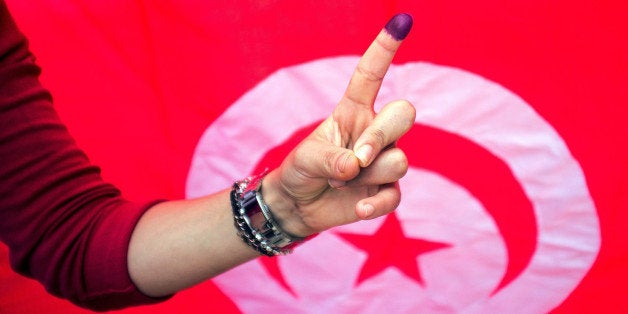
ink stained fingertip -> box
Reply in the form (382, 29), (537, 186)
(384, 13), (413, 41)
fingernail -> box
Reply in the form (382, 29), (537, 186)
(355, 144), (373, 167)
(360, 203), (374, 219)
(384, 13), (413, 41)
(328, 178), (346, 188)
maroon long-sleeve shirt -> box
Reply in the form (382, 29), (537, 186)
(0, 2), (167, 310)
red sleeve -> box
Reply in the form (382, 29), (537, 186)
(0, 1), (169, 310)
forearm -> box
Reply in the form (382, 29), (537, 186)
(127, 170), (298, 297)
(127, 188), (257, 297)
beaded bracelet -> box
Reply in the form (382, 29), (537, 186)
(231, 171), (305, 256)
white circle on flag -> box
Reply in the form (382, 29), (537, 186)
(186, 56), (600, 313)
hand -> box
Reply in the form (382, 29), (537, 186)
(126, 13), (416, 297)
(265, 13), (416, 236)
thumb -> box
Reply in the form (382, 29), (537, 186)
(293, 138), (361, 184)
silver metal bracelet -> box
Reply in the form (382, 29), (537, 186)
(231, 171), (305, 256)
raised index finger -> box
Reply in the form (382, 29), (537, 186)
(342, 13), (413, 109)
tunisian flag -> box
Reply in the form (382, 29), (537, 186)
(1, 1), (626, 313)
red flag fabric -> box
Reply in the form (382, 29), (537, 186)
(1, 0), (626, 313)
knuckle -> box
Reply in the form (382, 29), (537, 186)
(388, 149), (409, 178)
(356, 64), (384, 83)
(375, 35), (399, 53)
(394, 153), (409, 178)
(393, 99), (416, 130)
(322, 150), (337, 176)
(369, 127), (388, 150)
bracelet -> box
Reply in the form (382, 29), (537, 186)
(231, 170), (306, 256)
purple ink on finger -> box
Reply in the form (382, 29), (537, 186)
(384, 13), (413, 41)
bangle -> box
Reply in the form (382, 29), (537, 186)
(231, 170), (306, 256)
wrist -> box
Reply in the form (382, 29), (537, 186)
(231, 169), (313, 256)
(260, 170), (311, 238)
